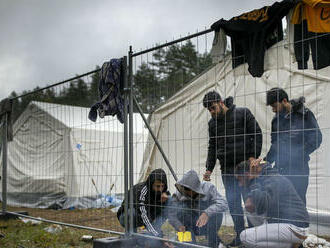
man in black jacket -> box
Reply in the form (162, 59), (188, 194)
(265, 87), (322, 204)
(235, 159), (309, 248)
(117, 168), (171, 246)
(202, 91), (262, 246)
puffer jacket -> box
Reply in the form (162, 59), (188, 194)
(247, 163), (309, 228)
(206, 97), (263, 173)
(265, 97), (322, 175)
(117, 169), (169, 236)
(168, 170), (228, 230)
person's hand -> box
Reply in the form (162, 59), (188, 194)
(161, 192), (168, 203)
(163, 241), (175, 248)
(249, 157), (262, 175)
(178, 225), (186, 232)
(245, 197), (255, 213)
(203, 170), (212, 181)
(196, 212), (209, 227)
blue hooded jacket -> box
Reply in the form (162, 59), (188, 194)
(265, 97), (322, 175)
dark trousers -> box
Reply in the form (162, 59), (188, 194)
(177, 206), (223, 248)
(294, 20), (330, 70)
(118, 200), (172, 248)
(222, 173), (245, 236)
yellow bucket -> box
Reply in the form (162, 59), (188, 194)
(177, 231), (192, 242)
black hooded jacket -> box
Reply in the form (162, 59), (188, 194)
(265, 97), (322, 175)
(117, 169), (169, 236)
(206, 97), (262, 173)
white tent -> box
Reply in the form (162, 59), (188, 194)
(139, 40), (330, 235)
(0, 101), (147, 209)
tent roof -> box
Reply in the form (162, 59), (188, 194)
(31, 101), (147, 132)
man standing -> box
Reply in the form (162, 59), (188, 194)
(265, 87), (322, 204)
(235, 159), (309, 248)
(168, 170), (228, 248)
(202, 91), (262, 247)
(117, 168), (171, 247)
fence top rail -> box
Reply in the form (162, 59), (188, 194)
(131, 28), (213, 58)
(7, 28), (214, 101)
(9, 68), (101, 101)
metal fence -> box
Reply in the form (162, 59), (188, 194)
(1, 20), (330, 248)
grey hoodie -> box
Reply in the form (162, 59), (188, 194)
(168, 170), (228, 230)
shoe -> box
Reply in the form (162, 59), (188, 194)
(227, 236), (242, 247)
(218, 242), (227, 248)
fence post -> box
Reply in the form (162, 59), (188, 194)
(1, 112), (8, 213)
(128, 46), (134, 234)
(122, 56), (129, 236)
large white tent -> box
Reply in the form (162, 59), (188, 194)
(0, 101), (147, 209)
(139, 40), (330, 235)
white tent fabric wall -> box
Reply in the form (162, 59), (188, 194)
(0, 101), (148, 209)
(139, 40), (330, 235)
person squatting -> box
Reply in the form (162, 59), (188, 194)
(117, 89), (322, 248)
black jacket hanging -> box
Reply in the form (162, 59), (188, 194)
(211, 0), (295, 77)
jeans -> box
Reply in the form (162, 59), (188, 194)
(222, 173), (245, 236)
(176, 203), (223, 248)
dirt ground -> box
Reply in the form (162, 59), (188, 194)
(1, 204), (237, 244)
(2, 204), (124, 233)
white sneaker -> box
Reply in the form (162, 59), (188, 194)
(218, 242), (227, 248)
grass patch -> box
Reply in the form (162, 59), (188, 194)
(0, 218), (112, 248)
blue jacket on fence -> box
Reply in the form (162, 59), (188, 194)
(88, 58), (125, 123)
(265, 96), (322, 176)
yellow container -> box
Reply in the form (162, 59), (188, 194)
(177, 231), (192, 242)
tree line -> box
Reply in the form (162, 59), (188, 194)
(8, 40), (212, 121)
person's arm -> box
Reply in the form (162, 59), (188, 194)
(138, 186), (160, 236)
(206, 121), (217, 173)
(304, 110), (322, 155)
(167, 194), (185, 231)
(245, 108), (263, 158)
(264, 118), (277, 164)
(204, 184), (228, 217)
(246, 182), (271, 215)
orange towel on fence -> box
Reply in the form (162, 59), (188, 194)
(291, 0), (330, 33)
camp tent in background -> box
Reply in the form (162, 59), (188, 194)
(0, 101), (148, 209)
(139, 39), (330, 235)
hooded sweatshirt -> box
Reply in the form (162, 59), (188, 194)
(246, 164), (309, 228)
(265, 97), (322, 175)
(168, 170), (228, 230)
(206, 97), (263, 173)
(117, 168), (169, 236)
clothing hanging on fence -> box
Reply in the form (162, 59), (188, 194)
(88, 58), (125, 123)
(291, 0), (330, 33)
(291, 0), (330, 70)
(0, 98), (13, 142)
(211, 0), (295, 77)
(210, 28), (227, 64)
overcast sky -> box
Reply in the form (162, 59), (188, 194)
(0, 0), (279, 99)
